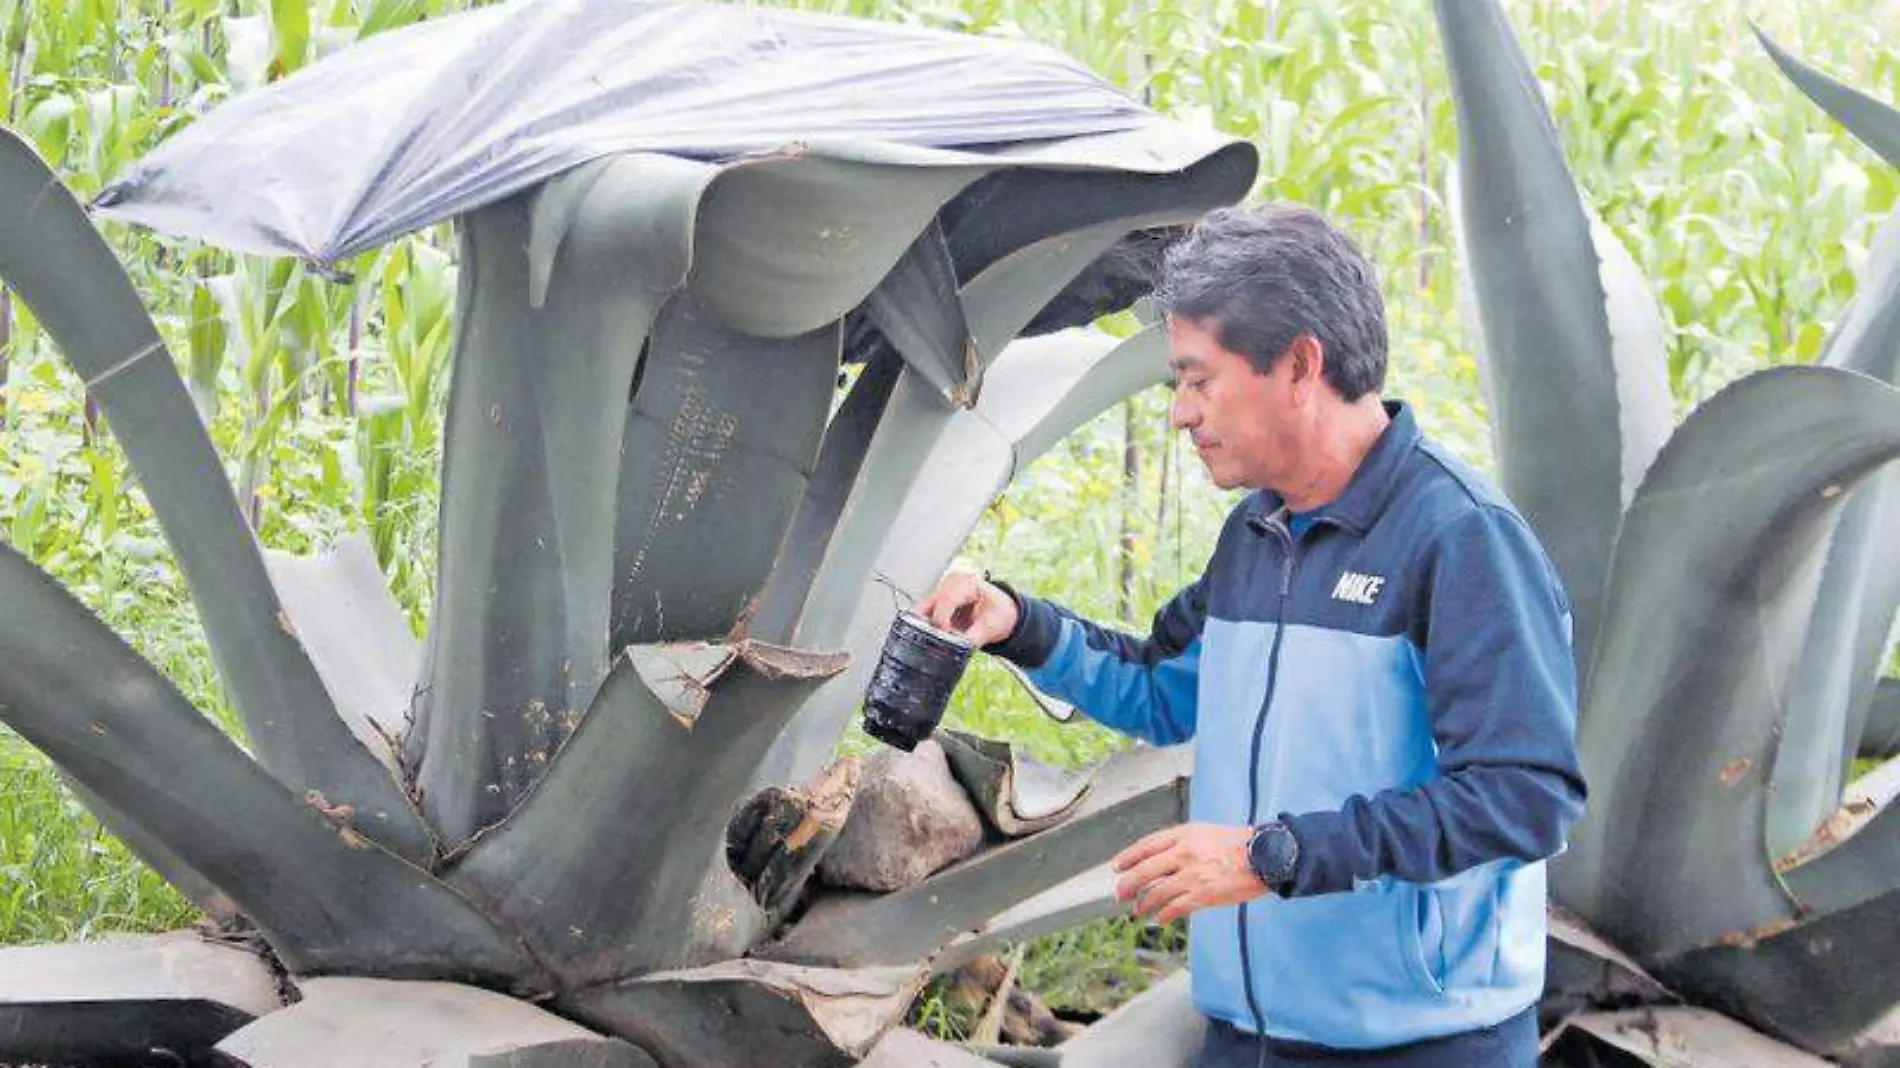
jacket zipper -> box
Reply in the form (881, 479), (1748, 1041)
(1237, 512), (1297, 1037)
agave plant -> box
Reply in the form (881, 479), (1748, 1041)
(1436, 2), (1900, 1065)
(0, 4), (1258, 1064)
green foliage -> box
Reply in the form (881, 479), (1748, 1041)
(6, 0), (1900, 1045)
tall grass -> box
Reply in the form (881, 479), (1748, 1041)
(2, 0), (1898, 1018)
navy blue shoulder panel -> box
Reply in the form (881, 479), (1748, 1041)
(1200, 435), (1541, 642)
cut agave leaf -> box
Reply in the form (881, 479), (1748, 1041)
(0, 934), (280, 1067)
(0, 545), (538, 987)
(1755, 26), (1900, 170)
(1554, 1008), (1831, 1068)
(1436, 0), (1673, 674)
(0, 127), (427, 861)
(938, 730), (1098, 837)
(449, 641), (846, 983)
(415, 155), (702, 844)
(561, 959), (923, 1068)
(765, 745), (1189, 968)
(931, 865), (1119, 978)
(608, 296), (841, 649)
(860, 1029), (1007, 1068)
(1767, 205), (1900, 860)
(1733, 891), (1900, 1048)
(264, 534), (420, 775)
(1056, 970), (1201, 1068)
(1559, 367), (1900, 963)
(1543, 905), (1677, 1022)
(214, 978), (653, 1068)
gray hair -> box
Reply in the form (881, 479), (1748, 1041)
(1153, 203), (1388, 402)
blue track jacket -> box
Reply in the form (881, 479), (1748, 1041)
(990, 401), (1586, 1049)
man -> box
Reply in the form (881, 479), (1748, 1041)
(917, 204), (1586, 1068)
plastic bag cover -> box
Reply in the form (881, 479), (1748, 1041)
(92, 0), (1157, 266)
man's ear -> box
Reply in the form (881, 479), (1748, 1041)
(1288, 334), (1325, 393)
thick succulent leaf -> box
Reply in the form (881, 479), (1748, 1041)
(1780, 755), (1900, 916)
(561, 959), (923, 1068)
(1555, 1008), (1832, 1068)
(762, 328), (1167, 786)
(414, 155), (705, 844)
(769, 133), (1250, 660)
(938, 729), (1097, 837)
(860, 1029), (1006, 1068)
(864, 221), (982, 408)
(1767, 206), (1900, 859)
(215, 978), (653, 1068)
(609, 297), (841, 647)
(449, 641), (845, 984)
(264, 535), (419, 775)
(0, 935), (279, 1067)
(932, 866), (1119, 977)
(1556, 367), (1900, 961)
(0, 545), (540, 986)
(750, 351), (905, 646)
(765, 746), (1189, 968)
(1056, 970), (1201, 1068)
(0, 126), (426, 859)
(1755, 27), (1900, 169)
(1543, 906), (1677, 1022)
(687, 151), (984, 339)
(1863, 679), (1900, 760)
(1435, 0), (1673, 673)
(60, 776), (235, 922)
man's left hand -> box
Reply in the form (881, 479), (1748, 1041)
(1112, 823), (1267, 923)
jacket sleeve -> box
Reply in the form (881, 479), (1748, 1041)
(984, 578), (1206, 746)
(1280, 505), (1588, 895)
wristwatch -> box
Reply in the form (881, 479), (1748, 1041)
(1246, 820), (1300, 896)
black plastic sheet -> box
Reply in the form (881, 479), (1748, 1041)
(93, 0), (1156, 265)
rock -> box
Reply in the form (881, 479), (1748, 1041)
(818, 740), (984, 892)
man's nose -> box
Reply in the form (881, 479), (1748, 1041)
(1169, 392), (1197, 430)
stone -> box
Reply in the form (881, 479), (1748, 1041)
(818, 740), (985, 892)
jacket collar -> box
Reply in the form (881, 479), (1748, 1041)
(1244, 400), (1418, 537)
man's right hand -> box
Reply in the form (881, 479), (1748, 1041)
(916, 568), (1021, 647)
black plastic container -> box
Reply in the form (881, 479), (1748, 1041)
(861, 611), (974, 751)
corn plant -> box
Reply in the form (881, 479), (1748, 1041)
(1438, 2), (1900, 1065)
(0, 4), (1258, 1063)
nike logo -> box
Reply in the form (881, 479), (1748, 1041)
(1331, 570), (1385, 606)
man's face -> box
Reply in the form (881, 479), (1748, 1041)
(1166, 315), (1303, 492)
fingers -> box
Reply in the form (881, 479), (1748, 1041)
(1112, 826), (1179, 873)
(917, 569), (981, 633)
(1131, 877), (1198, 922)
(1114, 850), (1182, 903)
(916, 568), (1018, 645)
